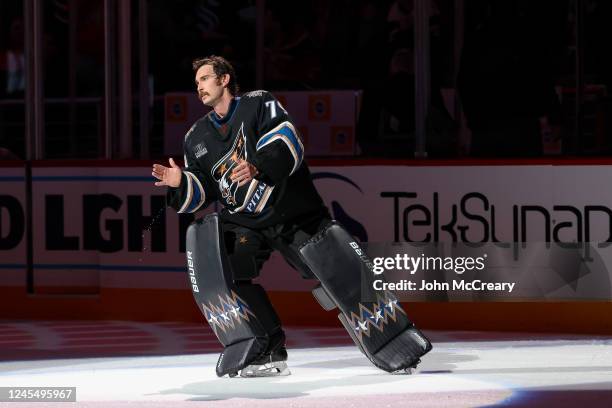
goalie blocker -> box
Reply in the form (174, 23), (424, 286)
(300, 222), (432, 373)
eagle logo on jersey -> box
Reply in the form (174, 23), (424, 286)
(210, 123), (275, 213)
(211, 123), (247, 207)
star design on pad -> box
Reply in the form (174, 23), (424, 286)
(375, 310), (383, 322)
(239, 236), (248, 244)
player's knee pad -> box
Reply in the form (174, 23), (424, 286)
(186, 213), (284, 376)
(301, 221), (432, 373)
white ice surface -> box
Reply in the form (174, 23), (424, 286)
(1, 336), (611, 403)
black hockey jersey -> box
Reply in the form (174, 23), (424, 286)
(167, 90), (327, 228)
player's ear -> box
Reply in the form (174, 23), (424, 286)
(220, 73), (230, 88)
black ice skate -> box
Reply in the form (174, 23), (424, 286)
(234, 346), (290, 377)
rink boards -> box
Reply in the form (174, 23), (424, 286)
(1, 159), (612, 332)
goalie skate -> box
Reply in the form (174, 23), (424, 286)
(239, 360), (291, 377)
(225, 346), (291, 378)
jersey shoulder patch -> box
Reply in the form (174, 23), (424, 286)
(242, 90), (268, 98)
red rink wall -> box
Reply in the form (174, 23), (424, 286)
(1, 158), (612, 334)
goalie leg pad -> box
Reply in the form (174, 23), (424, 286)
(299, 222), (432, 372)
(312, 284), (336, 311)
(186, 214), (284, 377)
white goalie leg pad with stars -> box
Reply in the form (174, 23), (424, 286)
(186, 214), (284, 377)
(300, 222), (433, 373)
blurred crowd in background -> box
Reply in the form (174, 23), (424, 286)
(1, 0), (612, 160)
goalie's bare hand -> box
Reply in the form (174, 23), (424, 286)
(152, 158), (182, 187)
(231, 159), (259, 187)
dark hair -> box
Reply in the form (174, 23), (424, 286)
(192, 55), (239, 95)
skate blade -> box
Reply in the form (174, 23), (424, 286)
(391, 359), (421, 375)
(392, 366), (417, 375)
(239, 361), (291, 378)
